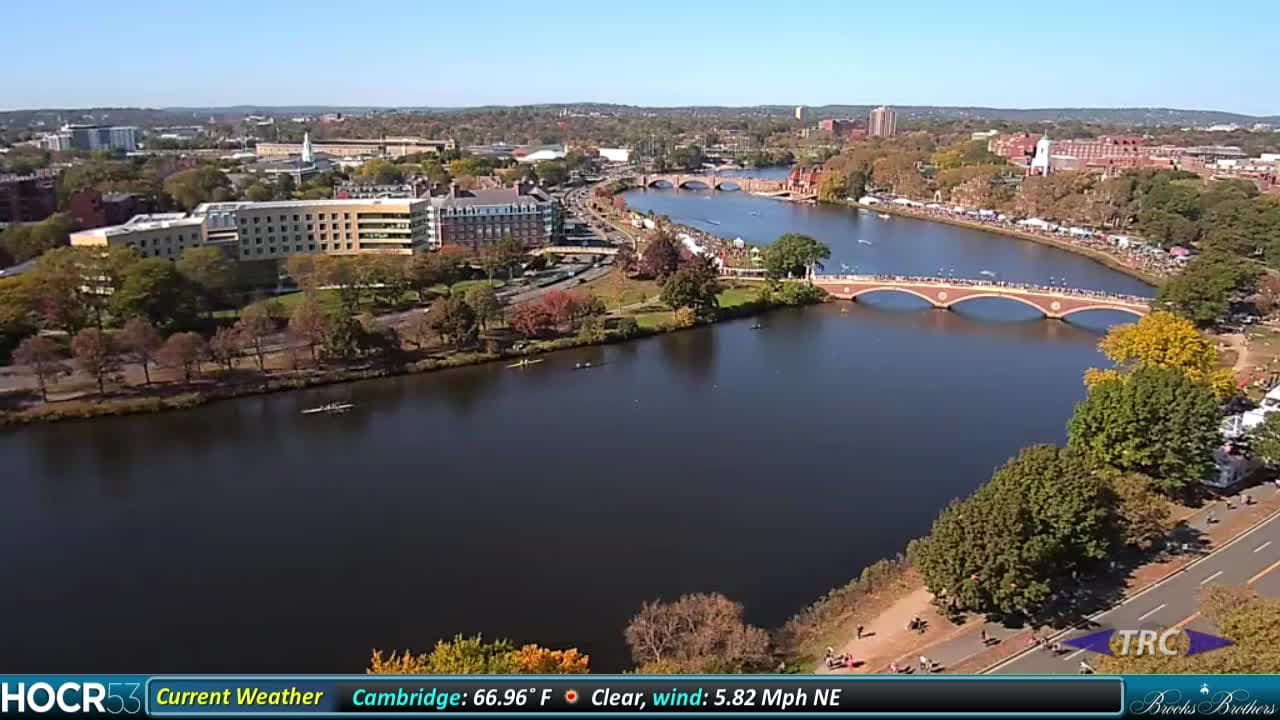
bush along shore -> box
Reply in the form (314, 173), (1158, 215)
(0, 277), (822, 428)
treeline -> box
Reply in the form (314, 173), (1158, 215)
(908, 312), (1231, 619)
(818, 139), (1280, 327)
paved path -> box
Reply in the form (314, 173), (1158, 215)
(887, 481), (1280, 675)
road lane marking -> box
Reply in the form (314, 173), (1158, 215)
(1064, 648), (1085, 661)
(1247, 558), (1280, 586)
(1255, 540), (1273, 553)
(1137, 603), (1167, 621)
(1200, 570), (1225, 585)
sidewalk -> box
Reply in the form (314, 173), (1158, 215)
(863, 481), (1280, 675)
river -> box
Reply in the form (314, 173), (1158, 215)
(0, 184), (1152, 673)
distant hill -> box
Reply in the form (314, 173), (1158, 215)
(3, 104), (1277, 129)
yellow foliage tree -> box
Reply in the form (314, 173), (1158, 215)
(368, 636), (589, 675)
(1098, 586), (1280, 673)
(1085, 311), (1236, 401)
(510, 645), (590, 674)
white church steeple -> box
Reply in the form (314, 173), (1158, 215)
(301, 131), (314, 163)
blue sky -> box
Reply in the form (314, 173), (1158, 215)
(4, 0), (1277, 115)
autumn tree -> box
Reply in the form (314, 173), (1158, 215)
(625, 593), (773, 674)
(508, 301), (554, 338)
(12, 335), (65, 401)
(539, 290), (579, 332)
(235, 303), (276, 371)
(1084, 311), (1236, 401)
(1068, 366), (1222, 495)
(1098, 586), (1280, 674)
(425, 295), (478, 349)
(288, 299), (326, 362)
(640, 231), (681, 280)
(207, 326), (240, 371)
(908, 445), (1113, 617)
(70, 327), (118, 395)
(119, 317), (163, 385)
(158, 332), (205, 382)
(368, 635), (588, 675)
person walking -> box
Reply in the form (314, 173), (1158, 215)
(856, 625), (865, 639)
(1079, 660), (1095, 675)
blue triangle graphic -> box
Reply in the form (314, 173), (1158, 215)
(1185, 630), (1235, 656)
(1061, 629), (1115, 656)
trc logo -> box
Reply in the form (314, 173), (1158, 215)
(1064, 628), (1234, 657)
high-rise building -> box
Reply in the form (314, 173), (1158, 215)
(868, 106), (897, 138)
(795, 106), (807, 122)
(58, 124), (139, 152)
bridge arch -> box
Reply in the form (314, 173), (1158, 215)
(713, 181), (742, 191)
(845, 286), (940, 306)
(677, 180), (711, 190)
(941, 293), (1053, 316)
(1058, 304), (1147, 320)
(646, 179), (674, 189)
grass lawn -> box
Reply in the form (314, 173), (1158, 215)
(718, 284), (759, 309)
(631, 310), (673, 330)
(579, 270), (661, 310)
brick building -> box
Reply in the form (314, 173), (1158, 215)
(68, 189), (152, 230)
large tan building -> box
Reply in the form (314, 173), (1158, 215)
(72, 199), (435, 263)
(255, 136), (454, 160)
(70, 213), (211, 260)
(195, 199), (434, 261)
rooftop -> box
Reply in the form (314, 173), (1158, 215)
(191, 198), (427, 214)
(74, 213), (204, 238)
(435, 187), (550, 207)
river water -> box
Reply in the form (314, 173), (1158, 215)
(0, 182), (1152, 673)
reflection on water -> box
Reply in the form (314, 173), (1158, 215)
(0, 205), (1146, 674)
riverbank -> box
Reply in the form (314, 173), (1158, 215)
(0, 278), (798, 427)
(845, 201), (1167, 287)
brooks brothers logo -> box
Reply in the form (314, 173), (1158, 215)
(1129, 687), (1278, 716)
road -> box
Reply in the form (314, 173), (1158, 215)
(989, 483), (1280, 674)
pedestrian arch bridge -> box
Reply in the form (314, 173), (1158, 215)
(812, 275), (1151, 320)
(531, 245), (619, 256)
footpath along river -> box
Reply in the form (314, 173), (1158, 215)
(0, 181), (1152, 673)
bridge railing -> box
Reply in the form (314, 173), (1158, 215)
(815, 274), (1150, 306)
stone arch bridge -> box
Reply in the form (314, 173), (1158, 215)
(635, 173), (810, 197)
(811, 275), (1150, 320)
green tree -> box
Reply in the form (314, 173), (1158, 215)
(1156, 252), (1259, 327)
(659, 256), (721, 320)
(119, 316), (162, 385)
(244, 183), (274, 202)
(111, 258), (198, 328)
(357, 159), (405, 185)
(0, 213), (73, 263)
(1068, 367), (1222, 494)
(70, 327), (119, 396)
(761, 233), (831, 280)
(908, 445), (1112, 616)
(177, 247), (237, 313)
(1247, 412), (1280, 466)
(816, 172), (847, 203)
(534, 161), (569, 187)
(164, 165), (232, 210)
(0, 276), (36, 362)
(464, 284), (502, 331)
(1102, 471), (1173, 551)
